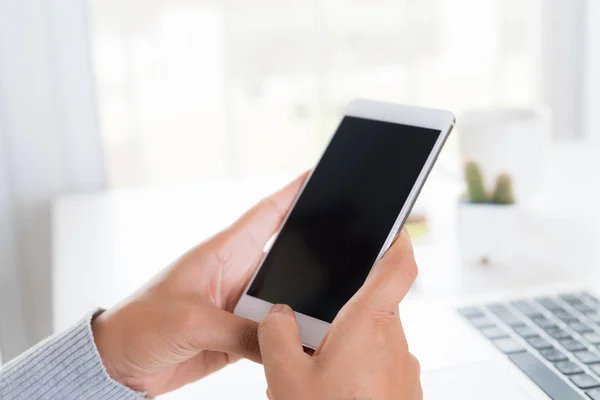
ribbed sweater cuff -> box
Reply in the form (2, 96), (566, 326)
(0, 310), (146, 399)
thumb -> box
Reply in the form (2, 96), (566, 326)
(187, 305), (261, 363)
(258, 305), (307, 375)
(352, 229), (418, 314)
(226, 171), (309, 251)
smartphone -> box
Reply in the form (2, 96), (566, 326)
(235, 99), (455, 349)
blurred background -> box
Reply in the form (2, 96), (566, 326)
(1, 0), (600, 396)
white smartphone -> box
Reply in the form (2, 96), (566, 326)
(235, 99), (455, 349)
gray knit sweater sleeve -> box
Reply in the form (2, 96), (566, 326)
(0, 311), (146, 400)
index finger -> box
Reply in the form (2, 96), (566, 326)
(353, 229), (418, 313)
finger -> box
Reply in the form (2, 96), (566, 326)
(353, 229), (418, 312)
(312, 330), (329, 357)
(211, 172), (309, 308)
(228, 171), (309, 252)
(258, 305), (307, 374)
(187, 305), (261, 363)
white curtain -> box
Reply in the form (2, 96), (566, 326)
(0, 91), (27, 364)
(0, 0), (105, 361)
(91, 0), (545, 188)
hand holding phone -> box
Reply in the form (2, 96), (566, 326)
(236, 99), (454, 348)
(259, 230), (422, 400)
(90, 175), (309, 397)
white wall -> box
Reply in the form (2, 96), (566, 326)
(540, 0), (586, 138)
(583, 0), (600, 142)
(0, 0), (105, 359)
(0, 85), (29, 362)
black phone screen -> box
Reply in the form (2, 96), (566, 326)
(248, 116), (441, 322)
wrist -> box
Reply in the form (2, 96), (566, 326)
(91, 311), (128, 388)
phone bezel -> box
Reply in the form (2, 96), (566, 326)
(234, 99), (455, 349)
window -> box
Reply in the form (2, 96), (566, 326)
(90, 0), (542, 187)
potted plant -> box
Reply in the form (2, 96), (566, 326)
(458, 161), (517, 267)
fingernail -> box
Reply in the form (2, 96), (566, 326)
(270, 304), (286, 314)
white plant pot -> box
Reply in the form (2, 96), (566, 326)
(458, 202), (518, 267)
(458, 107), (550, 204)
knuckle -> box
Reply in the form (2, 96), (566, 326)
(258, 313), (278, 337)
(402, 259), (419, 281)
(408, 353), (421, 375)
(369, 307), (399, 329)
(258, 311), (295, 340)
(238, 322), (259, 354)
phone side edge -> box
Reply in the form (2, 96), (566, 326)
(346, 99), (456, 131)
(235, 294), (330, 349)
(372, 119), (455, 267)
(233, 115), (348, 316)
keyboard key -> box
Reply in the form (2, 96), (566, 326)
(470, 316), (496, 329)
(561, 338), (587, 352)
(486, 304), (524, 327)
(503, 317), (525, 328)
(584, 333), (600, 345)
(536, 297), (562, 311)
(532, 317), (557, 330)
(458, 307), (485, 319)
(554, 309), (578, 322)
(527, 336), (553, 350)
(511, 300), (543, 318)
(587, 388), (600, 400)
(590, 364), (600, 377)
(573, 302), (596, 314)
(559, 339), (587, 352)
(570, 373), (600, 389)
(555, 360), (584, 375)
(562, 293), (583, 305)
(587, 313), (600, 324)
(570, 321), (594, 333)
(545, 327), (571, 340)
(508, 352), (584, 399)
(582, 292), (600, 304)
(480, 326), (508, 340)
(575, 351), (600, 365)
(540, 348), (568, 362)
(492, 338), (525, 354)
(486, 303), (507, 314)
(514, 326), (538, 338)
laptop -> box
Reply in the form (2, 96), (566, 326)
(403, 284), (600, 399)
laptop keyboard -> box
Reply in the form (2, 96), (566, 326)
(459, 292), (600, 399)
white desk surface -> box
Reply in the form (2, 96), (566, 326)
(52, 142), (600, 399)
